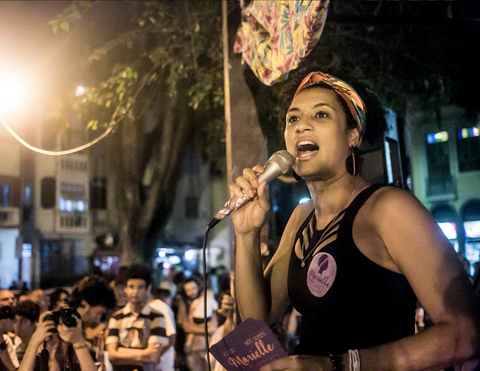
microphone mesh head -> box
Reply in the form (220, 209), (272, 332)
(269, 150), (295, 174)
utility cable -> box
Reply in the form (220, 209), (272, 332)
(0, 103), (122, 156)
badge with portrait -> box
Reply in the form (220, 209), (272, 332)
(209, 317), (288, 371)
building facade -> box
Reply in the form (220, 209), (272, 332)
(407, 105), (480, 274)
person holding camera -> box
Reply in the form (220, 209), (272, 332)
(13, 300), (40, 363)
(18, 310), (97, 371)
(68, 275), (116, 332)
(1, 305), (19, 371)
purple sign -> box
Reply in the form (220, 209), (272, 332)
(209, 318), (288, 371)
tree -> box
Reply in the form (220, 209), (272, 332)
(50, 0), (479, 263)
(50, 1), (226, 263)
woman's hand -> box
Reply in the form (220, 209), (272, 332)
(260, 355), (331, 371)
(230, 165), (270, 234)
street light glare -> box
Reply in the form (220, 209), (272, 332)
(0, 74), (25, 113)
(76, 86), (85, 96)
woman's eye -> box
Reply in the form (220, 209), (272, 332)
(314, 111), (328, 119)
(287, 115), (299, 125)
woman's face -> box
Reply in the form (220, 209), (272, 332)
(284, 87), (357, 181)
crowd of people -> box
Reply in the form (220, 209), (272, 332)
(0, 264), (235, 371)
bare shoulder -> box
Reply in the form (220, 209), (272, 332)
(365, 186), (431, 226)
(362, 186), (459, 274)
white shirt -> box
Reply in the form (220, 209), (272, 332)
(3, 334), (19, 369)
(149, 299), (176, 371)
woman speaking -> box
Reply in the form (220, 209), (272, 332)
(230, 64), (480, 371)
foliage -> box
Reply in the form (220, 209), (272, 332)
(49, 0), (227, 262)
(51, 0), (226, 160)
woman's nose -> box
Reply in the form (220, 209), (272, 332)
(295, 118), (313, 132)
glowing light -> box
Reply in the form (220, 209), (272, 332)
(76, 86), (85, 96)
(77, 200), (85, 212)
(185, 249), (197, 261)
(458, 127), (480, 139)
(159, 251), (166, 258)
(0, 74), (25, 113)
(168, 255), (181, 265)
(299, 198), (311, 204)
(438, 222), (457, 240)
(427, 131), (448, 144)
(65, 199), (73, 212)
(464, 221), (480, 238)
(59, 196), (66, 211)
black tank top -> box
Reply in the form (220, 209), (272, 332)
(288, 185), (416, 355)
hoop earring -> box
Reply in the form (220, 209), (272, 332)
(346, 146), (358, 176)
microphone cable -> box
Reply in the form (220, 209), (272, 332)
(202, 225), (213, 371)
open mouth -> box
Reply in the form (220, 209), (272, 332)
(296, 140), (319, 158)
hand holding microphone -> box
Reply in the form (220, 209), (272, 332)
(208, 150), (295, 229)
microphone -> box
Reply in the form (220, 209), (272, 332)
(208, 150), (295, 229)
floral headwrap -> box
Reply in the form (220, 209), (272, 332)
(294, 71), (367, 137)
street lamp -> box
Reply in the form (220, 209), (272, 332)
(0, 74), (25, 113)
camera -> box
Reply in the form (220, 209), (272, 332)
(0, 305), (14, 320)
(44, 305), (80, 327)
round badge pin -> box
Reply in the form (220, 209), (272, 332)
(307, 252), (337, 297)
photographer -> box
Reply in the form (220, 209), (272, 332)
(68, 275), (116, 331)
(1, 305), (19, 371)
(18, 311), (96, 371)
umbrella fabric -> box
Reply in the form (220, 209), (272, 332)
(234, 0), (330, 86)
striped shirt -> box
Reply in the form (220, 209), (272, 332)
(106, 302), (169, 349)
(106, 302), (169, 371)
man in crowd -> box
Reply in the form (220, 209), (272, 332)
(0, 304), (19, 371)
(13, 300), (40, 363)
(176, 277), (218, 371)
(106, 264), (169, 371)
(150, 285), (177, 371)
(69, 275), (117, 331)
(0, 290), (15, 308)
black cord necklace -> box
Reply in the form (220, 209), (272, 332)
(300, 180), (364, 267)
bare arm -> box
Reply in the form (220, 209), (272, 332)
(106, 342), (161, 366)
(356, 188), (480, 370)
(18, 314), (56, 371)
(232, 166), (304, 325)
(58, 321), (97, 371)
(235, 205), (311, 324)
(183, 315), (218, 336)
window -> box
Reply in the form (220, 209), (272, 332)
(457, 127), (480, 172)
(426, 131), (450, 182)
(90, 177), (107, 210)
(41, 178), (56, 208)
(1, 184), (9, 206)
(426, 131), (454, 197)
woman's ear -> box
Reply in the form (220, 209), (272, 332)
(349, 127), (362, 148)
